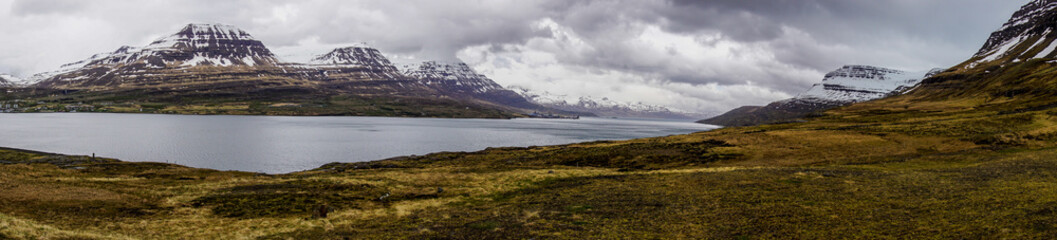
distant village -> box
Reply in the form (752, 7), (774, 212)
(0, 100), (106, 113)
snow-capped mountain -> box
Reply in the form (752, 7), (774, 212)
(308, 46), (400, 72)
(512, 87), (703, 119)
(32, 24), (285, 89)
(9, 23), (566, 117)
(403, 61), (504, 94)
(401, 61), (543, 110)
(285, 45), (409, 83)
(70, 24), (276, 69)
(28, 23), (430, 93)
(700, 65), (941, 126)
(964, 0), (1057, 68)
(796, 65), (945, 104)
(154, 23), (281, 67)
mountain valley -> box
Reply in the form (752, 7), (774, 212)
(6, 1), (1057, 239)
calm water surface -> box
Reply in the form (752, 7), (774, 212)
(0, 113), (718, 173)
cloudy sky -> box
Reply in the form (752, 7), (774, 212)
(0, 0), (1031, 114)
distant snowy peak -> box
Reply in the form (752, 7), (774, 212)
(574, 96), (673, 113)
(510, 87), (567, 105)
(308, 47), (399, 71)
(512, 87), (699, 119)
(699, 65), (941, 126)
(795, 65), (939, 104)
(0, 74), (18, 87)
(404, 61), (503, 93)
(967, 0), (1057, 68)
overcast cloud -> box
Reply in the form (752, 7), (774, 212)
(0, 0), (1031, 114)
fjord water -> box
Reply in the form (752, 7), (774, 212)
(0, 113), (717, 173)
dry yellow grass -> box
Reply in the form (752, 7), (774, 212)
(0, 213), (133, 240)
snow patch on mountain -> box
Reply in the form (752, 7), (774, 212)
(795, 65), (942, 104)
(183, 54), (235, 67)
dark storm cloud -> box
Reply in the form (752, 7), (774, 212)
(497, 0), (1030, 94)
(662, 0), (1028, 59)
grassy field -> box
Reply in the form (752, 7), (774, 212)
(3, 130), (1057, 239)
(5, 61), (1057, 238)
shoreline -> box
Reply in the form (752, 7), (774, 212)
(0, 115), (716, 174)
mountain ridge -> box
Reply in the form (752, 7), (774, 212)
(404, 61), (551, 111)
(511, 87), (703, 119)
(4, 23), (544, 118)
(699, 65), (939, 126)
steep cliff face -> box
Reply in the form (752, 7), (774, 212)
(699, 65), (941, 127)
(962, 0), (1057, 69)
